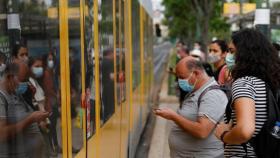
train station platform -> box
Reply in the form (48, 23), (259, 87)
(148, 73), (178, 158)
(135, 71), (179, 158)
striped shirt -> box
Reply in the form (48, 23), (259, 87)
(224, 76), (268, 158)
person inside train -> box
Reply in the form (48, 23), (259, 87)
(12, 44), (29, 64)
(154, 56), (227, 158)
(11, 44), (37, 111)
(101, 49), (115, 122)
(28, 57), (47, 113)
(0, 59), (49, 158)
(42, 52), (61, 155)
(208, 40), (229, 85)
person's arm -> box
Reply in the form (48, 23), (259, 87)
(0, 111), (49, 141)
(216, 97), (255, 144)
(154, 108), (215, 139)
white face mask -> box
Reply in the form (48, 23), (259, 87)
(208, 54), (221, 64)
(48, 60), (54, 69)
(0, 63), (6, 72)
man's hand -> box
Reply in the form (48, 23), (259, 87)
(153, 108), (178, 120)
(29, 111), (50, 123)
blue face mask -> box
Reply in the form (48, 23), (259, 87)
(178, 72), (195, 92)
(16, 82), (28, 95)
(32, 67), (44, 78)
(225, 53), (235, 70)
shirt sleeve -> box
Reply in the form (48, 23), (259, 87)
(232, 77), (256, 102)
(198, 90), (228, 124)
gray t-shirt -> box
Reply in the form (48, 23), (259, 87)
(0, 90), (41, 158)
(169, 78), (228, 158)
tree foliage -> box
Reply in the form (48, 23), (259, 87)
(162, 0), (230, 51)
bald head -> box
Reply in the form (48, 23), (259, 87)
(13, 58), (29, 82)
(176, 56), (205, 79)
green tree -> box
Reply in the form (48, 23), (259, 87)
(162, 0), (230, 52)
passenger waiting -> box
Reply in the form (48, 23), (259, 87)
(215, 29), (280, 158)
(12, 44), (29, 64)
(208, 40), (229, 85)
(154, 56), (227, 158)
(0, 60), (49, 158)
(42, 52), (61, 155)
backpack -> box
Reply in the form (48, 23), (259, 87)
(246, 85), (280, 158)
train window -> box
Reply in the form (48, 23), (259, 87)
(132, 0), (141, 90)
(84, 0), (96, 138)
(68, 0), (83, 154)
(0, 0), (64, 157)
(99, 0), (115, 125)
(116, 0), (126, 105)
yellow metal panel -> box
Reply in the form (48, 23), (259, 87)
(223, 3), (256, 15)
(79, 0), (87, 153)
(93, 0), (101, 157)
(140, 6), (144, 109)
(59, 0), (70, 157)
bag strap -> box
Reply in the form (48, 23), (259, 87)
(197, 85), (222, 108)
(0, 91), (8, 114)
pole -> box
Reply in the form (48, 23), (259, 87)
(255, 0), (270, 38)
(240, 0), (243, 29)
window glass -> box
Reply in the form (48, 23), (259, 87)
(84, 0), (96, 139)
(99, 0), (115, 125)
(68, 0), (83, 155)
(132, 0), (140, 90)
(0, 1), (63, 157)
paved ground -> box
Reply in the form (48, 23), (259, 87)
(147, 73), (179, 158)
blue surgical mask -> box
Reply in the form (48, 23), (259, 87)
(178, 72), (195, 92)
(16, 82), (28, 95)
(225, 53), (235, 70)
(32, 67), (44, 78)
(47, 60), (54, 69)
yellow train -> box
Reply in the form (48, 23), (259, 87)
(0, 0), (154, 158)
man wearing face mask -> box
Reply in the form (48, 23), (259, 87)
(154, 57), (228, 158)
(12, 44), (29, 64)
(0, 60), (49, 158)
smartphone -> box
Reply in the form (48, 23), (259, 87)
(153, 108), (161, 112)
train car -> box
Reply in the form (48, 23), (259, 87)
(0, 0), (154, 158)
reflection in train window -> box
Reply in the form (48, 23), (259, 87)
(0, 0), (63, 157)
(68, 0), (83, 154)
(85, 0), (96, 137)
(132, 0), (141, 90)
(116, 0), (126, 105)
(99, 0), (115, 125)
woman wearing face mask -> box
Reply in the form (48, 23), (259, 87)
(215, 29), (280, 157)
(28, 57), (45, 112)
(42, 53), (61, 155)
(208, 40), (229, 85)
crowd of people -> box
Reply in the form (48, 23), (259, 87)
(155, 28), (280, 158)
(0, 44), (62, 157)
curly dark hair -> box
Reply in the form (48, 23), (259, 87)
(231, 29), (280, 90)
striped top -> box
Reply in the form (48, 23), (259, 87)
(224, 76), (268, 158)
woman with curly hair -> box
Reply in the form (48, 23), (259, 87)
(214, 28), (280, 157)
